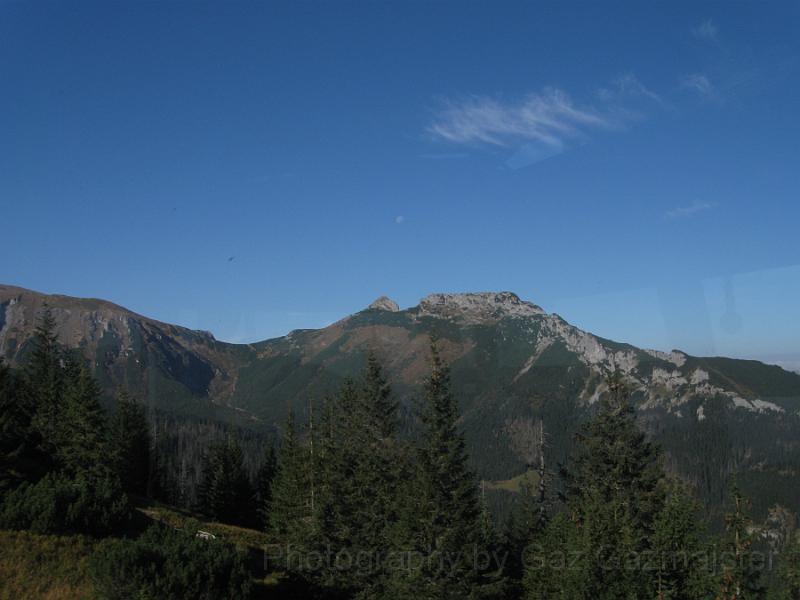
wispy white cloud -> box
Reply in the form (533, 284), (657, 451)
(681, 73), (718, 101)
(665, 202), (716, 219)
(394, 215), (405, 225)
(692, 19), (719, 42)
(426, 77), (668, 169)
(427, 87), (613, 149)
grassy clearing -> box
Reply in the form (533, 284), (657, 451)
(1, 501), (288, 599)
(485, 469), (540, 493)
(0, 529), (96, 600)
(136, 501), (271, 551)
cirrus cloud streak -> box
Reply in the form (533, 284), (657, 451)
(427, 88), (614, 149)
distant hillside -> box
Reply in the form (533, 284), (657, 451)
(0, 284), (255, 422)
(2, 284), (799, 517)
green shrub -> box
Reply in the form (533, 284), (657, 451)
(89, 523), (252, 600)
(0, 472), (130, 535)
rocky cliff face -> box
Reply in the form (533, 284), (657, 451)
(417, 291), (546, 322)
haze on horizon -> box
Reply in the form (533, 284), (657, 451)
(1, 2), (798, 371)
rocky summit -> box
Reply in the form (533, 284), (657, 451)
(417, 291), (546, 322)
(367, 296), (400, 312)
(2, 283), (799, 515)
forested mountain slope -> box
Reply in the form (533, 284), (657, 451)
(3, 284), (799, 517)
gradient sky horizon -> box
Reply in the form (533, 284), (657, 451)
(2, 2), (799, 371)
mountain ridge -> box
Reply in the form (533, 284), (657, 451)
(0, 283), (784, 373)
(2, 282), (799, 517)
(2, 283), (798, 408)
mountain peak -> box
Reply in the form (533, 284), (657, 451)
(367, 296), (400, 312)
(417, 291), (546, 322)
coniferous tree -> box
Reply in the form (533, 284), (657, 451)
(556, 372), (666, 599)
(308, 358), (408, 598)
(353, 354), (406, 598)
(58, 354), (110, 477)
(269, 410), (312, 545)
(501, 511), (525, 600)
(477, 484), (510, 599)
(0, 359), (30, 491)
(24, 306), (62, 403)
(505, 420), (551, 596)
(306, 385), (359, 595)
(361, 351), (399, 439)
(309, 392), (349, 593)
(395, 338), (496, 599)
(523, 510), (585, 600)
(0, 310), (131, 534)
(651, 481), (715, 600)
(110, 392), (152, 496)
(777, 530), (800, 600)
(717, 485), (766, 600)
(24, 306), (62, 467)
(255, 442), (278, 529)
(504, 476), (548, 598)
(525, 373), (709, 600)
(478, 483), (496, 552)
(18, 309), (111, 479)
(197, 435), (253, 526)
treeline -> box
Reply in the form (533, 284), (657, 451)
(149, 409), (272, 510)
(3, 310), (800, 599)
(260, 356), (800, 599)
(263, 345), (504, 598)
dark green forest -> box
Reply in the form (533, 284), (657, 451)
(2, 309), (800, 599)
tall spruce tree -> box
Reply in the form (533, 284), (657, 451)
(110, 392), (152, 496)
(309, 392), (349, 593)
(361, 351), (398, 438)
(525, 373), (713, 600)
(24, 306), (61, 400)
(24, 306), (63, 464)
(304, 383), (360, 594)
(269, 409), (312, 545)
(717, 485), (766, 600)
(353, 354), (405, 598)
(556, 371), (666, 599)
(307, 358), (408, 598)
(58, 354), (110, 477)
(396, 338), (494, 599)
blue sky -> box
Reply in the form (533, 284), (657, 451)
(1, 2), (799, 369)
